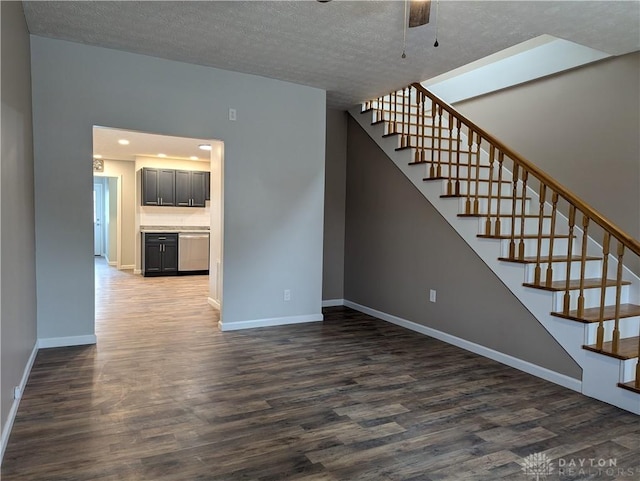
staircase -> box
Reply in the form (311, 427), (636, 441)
(352, 83), (640, 414)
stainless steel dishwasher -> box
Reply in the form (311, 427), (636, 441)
(178, 232), (210, 273)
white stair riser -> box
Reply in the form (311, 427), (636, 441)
(496, 237), (574, 258)
(438, 179), (515, 197)
(551, 286), (631, 311)
(621, 358), (639, 382)
(422, 164), (497, 181)
(490, 217), (565, 236)
(473, 217), (554, 236)
(464, 197), (531, 215)
(523, 259), (602, 283)
(584, 317), (640, 344)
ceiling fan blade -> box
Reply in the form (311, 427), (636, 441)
(409, 0), (431, 28)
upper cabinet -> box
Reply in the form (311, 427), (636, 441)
(141, 167), (210, 208)
(141, 168), (176, 206)
(176, 170), (207, 208)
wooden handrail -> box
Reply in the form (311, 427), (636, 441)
(410, 82), (640, 256)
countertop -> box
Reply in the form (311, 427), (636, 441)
(140, 225), (210, 233)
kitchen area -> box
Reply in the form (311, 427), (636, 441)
(92, 126), (223, 305)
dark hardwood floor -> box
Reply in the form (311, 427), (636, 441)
(2, 258), (639, 480)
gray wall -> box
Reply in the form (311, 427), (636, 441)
(1, 1), (38, 440)
(455, 52), (640, 241)
(30, 36), (325, 339)
(344, 117), (581, 378)
(323, 109), (348, 301)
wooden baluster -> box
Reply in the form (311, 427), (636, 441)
(436, 106), (443, 178)
(405, 87), (411, 147)
(465, 130), (474, 215)
(401, 87), (407, 148)
(377, 95), (384, 123)
(413, 89), (420, 163)
(596, 232), (610, 350)
(391, 91), (395, 133)
(446, 115), (454, 195)
(576, 215), (590, 317)
(455, 119), (462, 196)
(485, 146), (496, 235)
(518, 170), (529, 260)
(429, 103), (436, 176)
(508, 163), (520, 259)
(494, 151), (504, 237)
(611, 242), (625, 354)
(545, 192), (559, 287)
(534, 184), (547, 285)
(562, 205), (576, 314)
(420, 92), (426, 163)
(473, 136), (482, 215)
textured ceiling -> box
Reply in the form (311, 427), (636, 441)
(22, 1), (640, 109)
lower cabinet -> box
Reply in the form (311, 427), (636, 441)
(142, 233), (178, 276)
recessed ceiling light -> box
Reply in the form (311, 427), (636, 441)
(190, 156), (198, 160)
(158, 153), (167, 158)
(198, 144), (212, 151)
(118, 139), (130, 145)
(93, 154), (103, 159)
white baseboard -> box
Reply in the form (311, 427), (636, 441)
(1, 342), (38, 464)
(322, 299), (344, 307)
(108, 261), (117, 267)
(133, 269), (142, 275)
(219, 313), (323, 331)
(344, 300), (582, 393)
(120, 264), (135, 271)
(207, 297), (220, 309)
(38, 335), (97, 349)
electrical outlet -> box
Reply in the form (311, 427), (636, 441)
(284, 289), (291, 301)
(429, 289), (437, 303)
(229, 108), (237, 121)
(13, 386), (22, 400)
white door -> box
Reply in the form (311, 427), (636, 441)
(94, 182), (103, 256)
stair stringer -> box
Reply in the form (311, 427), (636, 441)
(349, 106), (640, 415)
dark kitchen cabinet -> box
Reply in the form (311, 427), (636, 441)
(141, 168), (175, 206)
(176, 170), (207, 207)
(204, 172), (211, 201)
(142, 168), (208, 207)
(142, 233), (178, 276)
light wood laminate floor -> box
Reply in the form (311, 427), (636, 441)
(2, 259), (639, 480)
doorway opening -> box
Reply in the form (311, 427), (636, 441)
(92, 126), (224, 328)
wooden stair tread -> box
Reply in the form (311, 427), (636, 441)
(397, 144), (467, 152)
(407, 158), (491, 168)
(583, 336), (639, 360)
(458, 213), (553, 218)
(551, 303), (640, 323)
(478, 234), (573, 239)
(498, 255), (601, 264)
(423, 177), (511, 185)
(524, 278), (631, 292)
(618, 381), (640, 394)
(442, 194), (531, 200)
